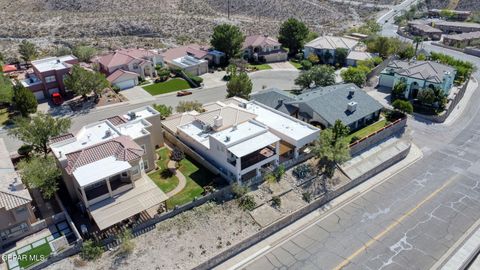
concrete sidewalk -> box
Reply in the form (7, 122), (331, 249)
(215, 143), (423, 270)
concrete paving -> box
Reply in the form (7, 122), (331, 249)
(119, 86), (155, 102)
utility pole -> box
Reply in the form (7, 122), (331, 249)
(227, 0), (230, 20)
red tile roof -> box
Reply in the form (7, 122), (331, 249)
(50, 133), (75, 144)
(97, 48), (156, 69)
(2, 65), (17, 73)
(243, 35), (281, 49)
(106, 115), (128, 126)
(106, 69), (138, 83)
(65, 136), (144, 174)
(161, 44), (209, 62)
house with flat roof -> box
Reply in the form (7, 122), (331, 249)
(252, 84), (383, 131)
(21, 55), (78, 100)
(49, 106), (167, 231)
(378, 60), (456, 98)
(94, 48), (163, 90)
(443, 31), (480, 48)
(0, 139), (37, 246)
(242, 35), (288, 63)
(161, 44), (225, 75)
(162, 99), (319, 181)
(407, 22), (443, 41)
(303, 36), (359, 65)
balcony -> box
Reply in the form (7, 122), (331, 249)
(241, 147), (275, 170)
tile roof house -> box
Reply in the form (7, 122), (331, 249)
(94, 48), (163, 90)
(50, 106), (167, 231)
(252, 84), (383, 131)
(0, 139), (37, 246)
(162, 98), (319, 182)
(161, 44), (225, 75)
(379, 60), (456, 98)
(407, 22), (443, 41)
(21, 55), (79, 100)
(242, 35), (288, 63)
(304, 36), (359, 65)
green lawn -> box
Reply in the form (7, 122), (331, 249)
(148, 148), (179, 193)
(142, 78), (190, 96)
(248, 64), (272, 71)
(166, 155), (215, 209)
(346, 119), (388, 143)
(289, 60), (302, 69)
(0, 108), (9, 125)
(17, 242), (52, 269)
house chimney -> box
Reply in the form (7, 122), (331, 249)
(347, 101), (357, 112)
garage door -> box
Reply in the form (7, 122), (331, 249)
(115, 80), (136, 90)
(48, 88), (59, 95)
(379, 74), (395, 88)
(33, 91), (45, 100)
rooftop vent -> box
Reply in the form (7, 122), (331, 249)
(348, 89), (355, 98)
(225, 136), (231, 142)
(105, 129), (112, 137)
(214, 115), (223, 128)
(127, 112), (137, 120)
(56, 59), (61, 63)
(347, 101), (357, 113)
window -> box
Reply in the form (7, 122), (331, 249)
(121, 171), (128, 177)
(16, 207), (26, 214)
(45, 76), (56, 83)
(131, 165), (140, 175)
(143, 160), (149, 170)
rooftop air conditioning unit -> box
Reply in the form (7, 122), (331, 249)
(214, 116), (223, 128)
(347, 101), (357, 113)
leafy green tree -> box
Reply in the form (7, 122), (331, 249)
(332, 120), (350, 142)
(18, 40), (38, 63)
(392, 99), (413, 114)
(417, 88), (436, 105)
(226, 71), (252, 99)
(392, 81), (407, 100)
(295, 65), (335, 89)
(64, 65), (109, 99)
(305, 31), (319, 42)
(335, 48), (349, 66)
(313, 123), (350, 178)
(13, 84), (37, 116)
(55, 46), (72, 57)
(231, 183), (249, 198)
(72, 45), (97, 62)
(398, 44), (415, 60)
(301, 60), (312, 70)
(278, 18), (309, 56)
(8, 113), (71, 157)
(176, 100), (204, 113)
(118, 229), (135, 256)
(210, 24), (245, 61)
(307, 53), (320, 64)
(18, 156), (61, 199)
(0, 75), (13, 105)
(340, 66), (368, 87)
(153, 104), (173, 119)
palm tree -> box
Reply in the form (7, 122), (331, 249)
(413, 36), (424, 56)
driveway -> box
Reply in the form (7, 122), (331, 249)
(200, 71), (227, 88)
(268, 61), (297, 70)
(120, 86), (154, 102)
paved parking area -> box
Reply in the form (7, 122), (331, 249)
(200, 71), (227, 88)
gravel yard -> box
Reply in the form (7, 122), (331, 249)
(45, 201), (261, 270)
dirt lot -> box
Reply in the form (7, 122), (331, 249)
(0, 0), (386, 56)
(46, 201), (261, 270)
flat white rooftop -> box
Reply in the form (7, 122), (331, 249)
(211, 121), (267, 147)
(123, 106), (158, 121)
(32, 55), (76, 72)
(51, 121), (121, 157)
(228, 131), (279, 157)
(117, 120), (150, 139)
(73, 156), (132, 187)
(172, 55), (207, 68)
(243, 102), (319, 141)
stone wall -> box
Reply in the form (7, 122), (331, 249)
(349, 117), (407, 156)
(192, 143), (411, 270)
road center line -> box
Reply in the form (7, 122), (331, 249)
(333, 176), (456, 270)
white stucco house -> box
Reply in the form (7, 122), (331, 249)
(303, 36), (359, 65)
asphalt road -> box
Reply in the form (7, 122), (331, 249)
(0, 69), (299, 152)
(239, 2), (480, 270)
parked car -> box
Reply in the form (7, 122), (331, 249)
(51, 93), (63, 105)
(177, 91), (192, 97)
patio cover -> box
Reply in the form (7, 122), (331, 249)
(228, 132), (279, 158)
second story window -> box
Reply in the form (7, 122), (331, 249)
(45, 76), (56, 83)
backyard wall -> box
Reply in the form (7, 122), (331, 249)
(192, 143), (411, 270)
(349, 117), (407, 156)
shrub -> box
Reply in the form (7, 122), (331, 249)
(264, 173), (276, 183)
(300, 60), (312, 70)
(17, 144), (33, 156)
(302, 192), (312, 203)
(292, 164), (313, 179)
(231, 183), (248, 198)
(392, 99), (413, 114)
(80, 240), (103, 261)
(190, 75), (203, 86)
(295, 52), (304, 60)
(112, 86), (120, 94)
(118, 229), (135, 256)
(271, 195), (281, 207)
(238, 195), (256, 211)
(350, 136), (360, 144)
(160, 168), (174, 178)
(275, 164), (286, 181)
